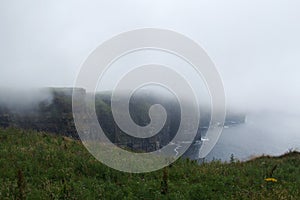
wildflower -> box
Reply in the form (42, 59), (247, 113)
(265, 178), (278, 182)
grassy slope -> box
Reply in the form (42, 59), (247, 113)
(0, 128), (299, 200)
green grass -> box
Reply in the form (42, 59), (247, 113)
(0, 128), (299, 199)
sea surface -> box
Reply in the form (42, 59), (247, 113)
(198, 112), (300, 162)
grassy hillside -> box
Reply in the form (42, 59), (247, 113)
(0, 128), (299, 199)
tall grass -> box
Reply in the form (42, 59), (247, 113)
(0, 128), (299, 199)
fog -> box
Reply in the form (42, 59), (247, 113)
(1, 0), (299, 114)
(0, 1), (299, 158)
(206, 111), (300, 161)
(0, 87), (53, 111)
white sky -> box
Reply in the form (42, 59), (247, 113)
(0, 0), (299, 113)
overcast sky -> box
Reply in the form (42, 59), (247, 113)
(0, 0), (299, 113)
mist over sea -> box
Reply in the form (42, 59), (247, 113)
(204, 111), (300, 162)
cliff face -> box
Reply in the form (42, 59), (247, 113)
(0, 87), (245, 152)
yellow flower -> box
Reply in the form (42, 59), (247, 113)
(265, 178), (278, 182)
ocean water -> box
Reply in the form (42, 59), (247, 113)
(202, 112), (300, 162)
